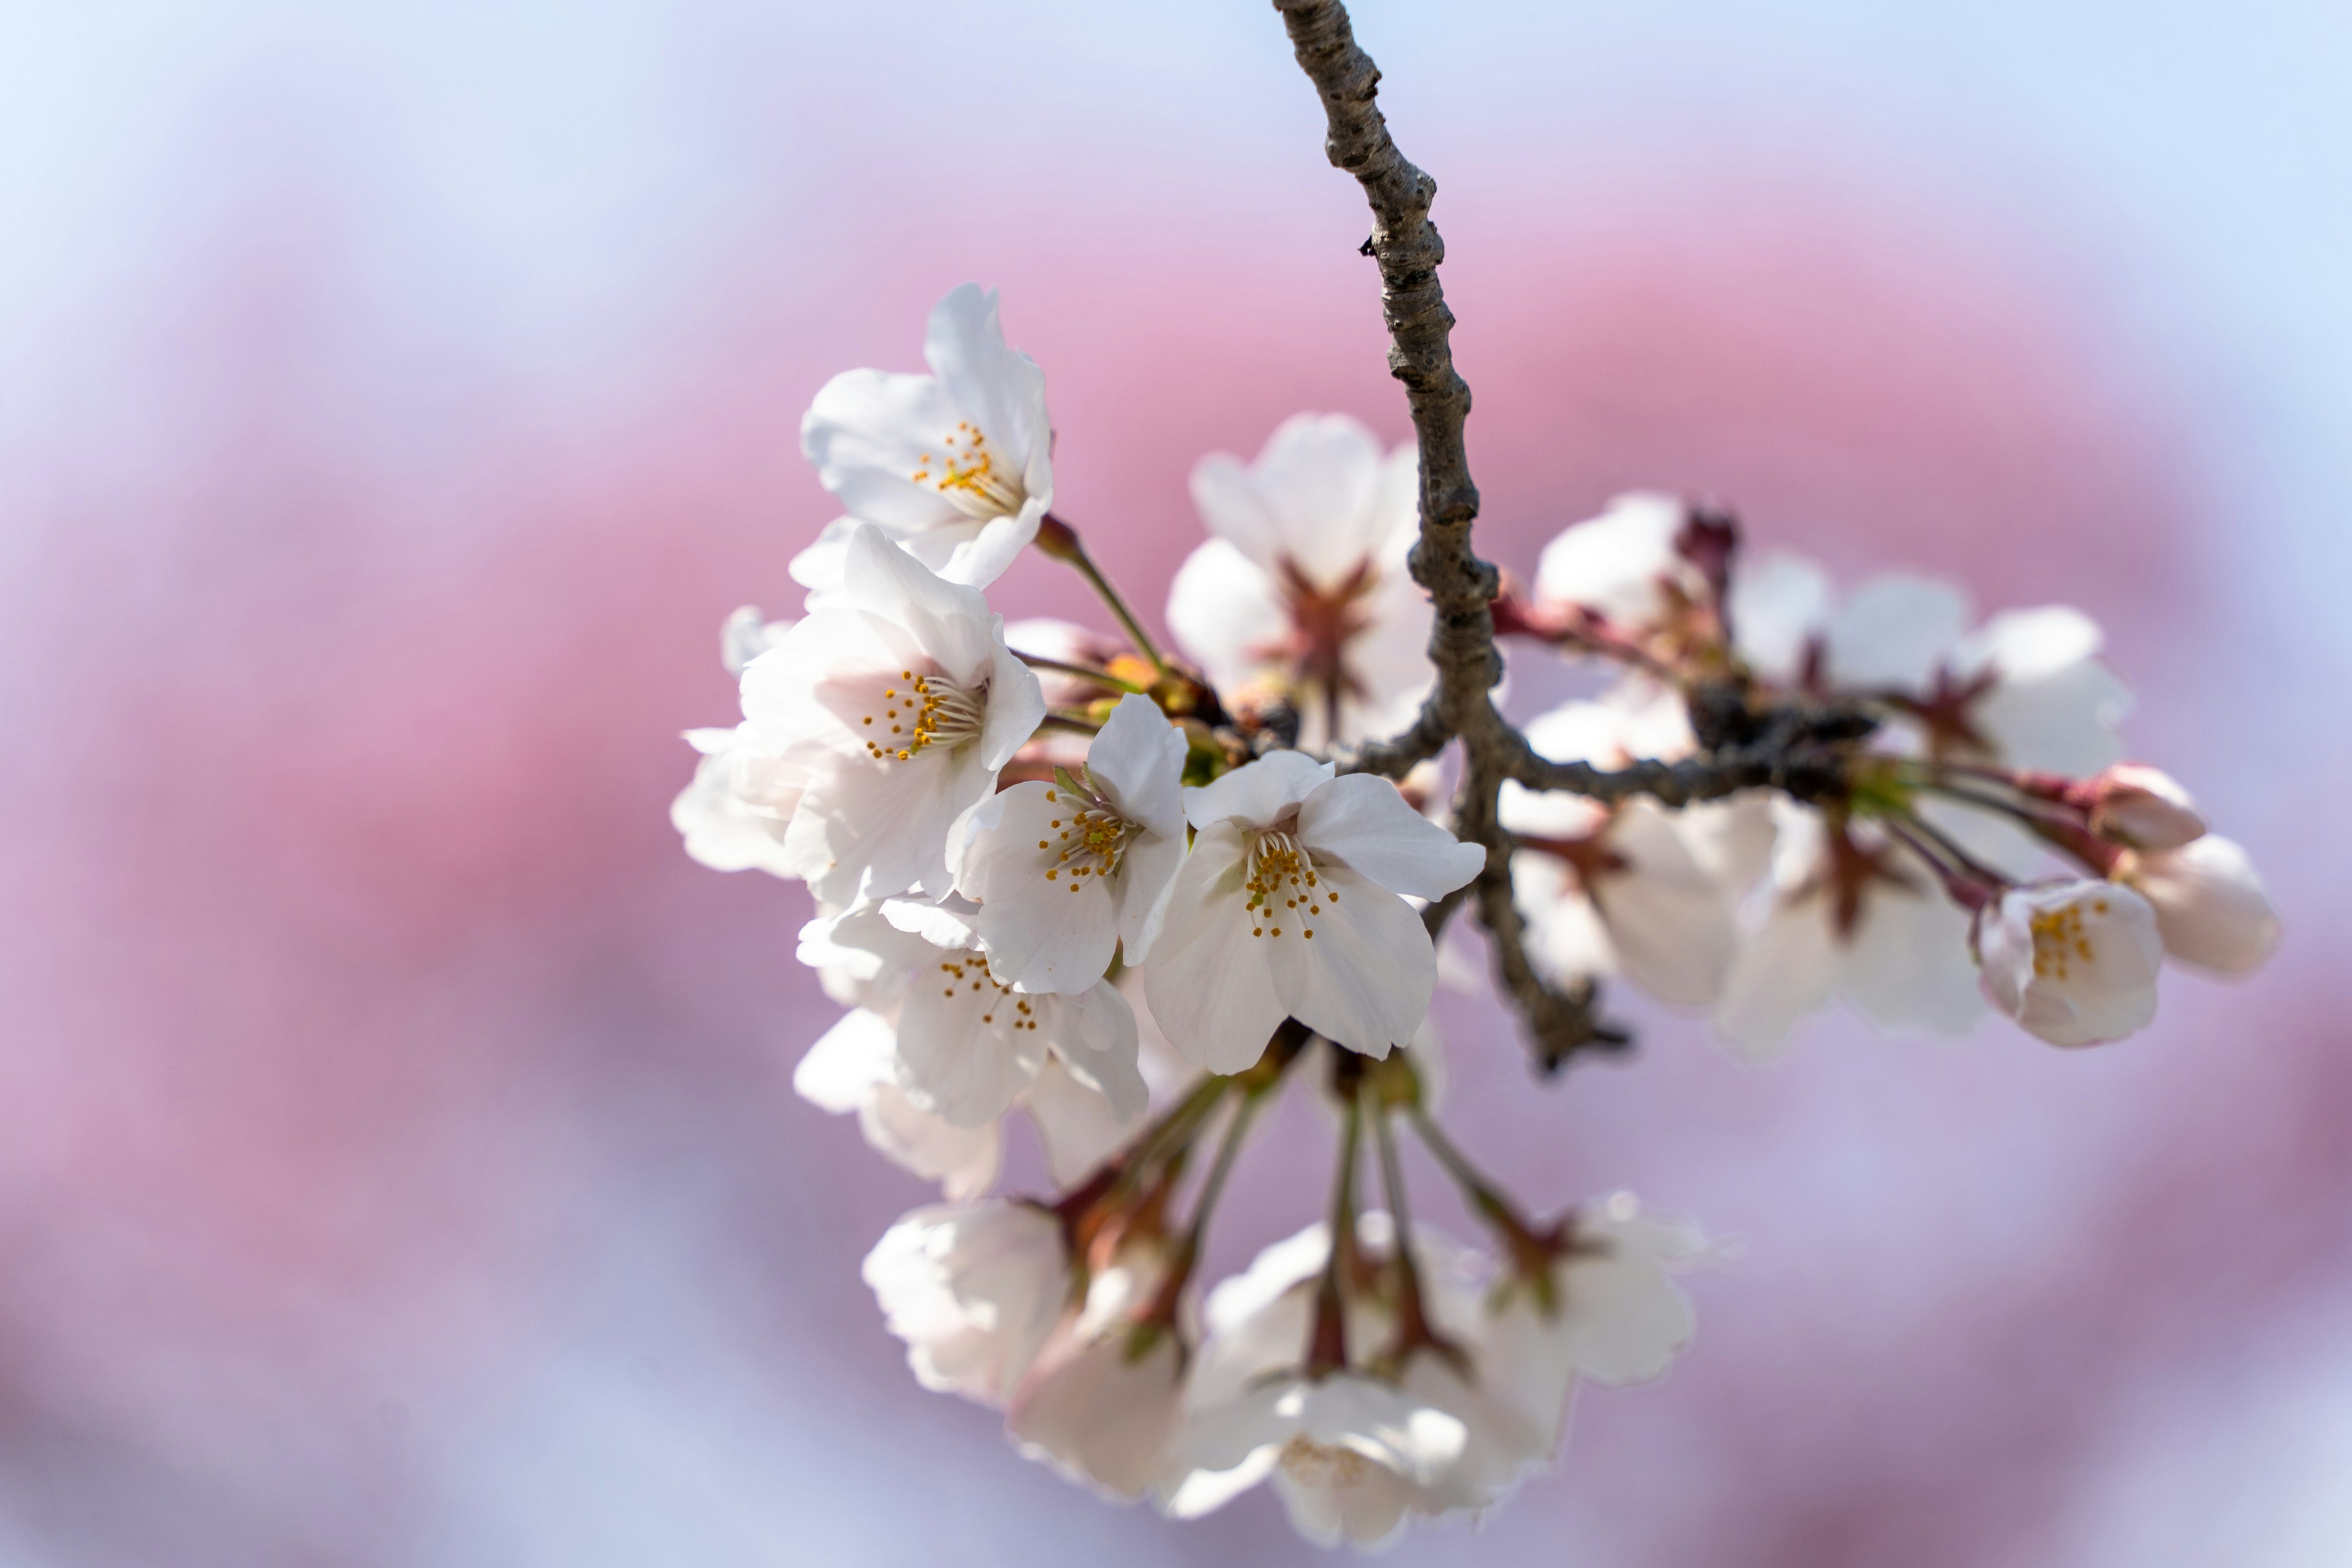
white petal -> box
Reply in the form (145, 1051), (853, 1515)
(1025, 1058), (1141, 1188)
(783, 746), (982, 906)
(922, 284), (1050, 494)
(1713, 896), (1842, 1058)
(1087, 693), (1190, 839)
(938, 503), (1046, 589)
(1192, 413), (1387, 586)
(894, 959), (1047, 1125)
(1952, 605), (2102, 682)
(1296, 774), (1487, 900)
(1165, 538), (1289, 698)
(1141, 822), (1287, 1072)
(837, 524), (999, 685)
(793, 1008), (897, 1113)
(1727, 551), (1830, 684)
(801, 368), (968, 530)
(1050, 981), (1148, 1122)
(861, 1087), (1003, 1200)
(1264, 861), (1437, 1059)
(2125, 835), (2280, 975)
(1183, 750), (1335, 831)
(1824, 574), (1971, 692)
(1840, 880), (1986, 1036)
(1112, 827), (1188, 966)
(1975, 881), (2162, 1046)
(1532, 491), (1695, 628)
(956, 783), (1120, 993)
(1009, 1332), (1185, 1501)
(1970, 658), (2131, 775)
(1593, 801), (1738, 1008)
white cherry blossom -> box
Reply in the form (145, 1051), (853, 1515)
(1532, 491), (1706, 635)
(1166, 413), (1431, 748)
(1973, 878), (2163, 1047)
(1143, 752), (1485, 1071)
(1158, 1372), (1466, 1548)
(1480, 1193), (1708, 1460)
(1716, 799), (1984, 1057)
(669, 723), (804, 876)
(794, 1007), (1001, 1200)
(1007, 1246), (1186, 1499)
(864, 1199), (1070, 1408)
(950, 693), (1189, 992)
(2118, 835), (2280, 975)
(741, 524), (1045, 906)
(1501, 699), (1741, 1009)
(796, 284), (1051, 592)
(878, 897), (1145, 1128)
(719, 604), (794, 675)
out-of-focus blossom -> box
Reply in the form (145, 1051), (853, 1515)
(1480, 1193), (1708, 1458)
(1008, 1247), (1187, 1499)
(864, 1200), (1071, 1408)
(1144, 753), (1484, 1070)
(741, 524), (1044, 905)
(796, 285), (1052, 591)
(794, 1007), (1001, 1200)
(1166, 414), (1430, 748)
(2118, 835), (2282, 975)
(951, 693), (1189, 992)
(720, 604), (795, 675)
(1716, 799), (1985, 1056)
(1501, 699), (1741, 1009)
(669, 723), (804, 875)
(1532, 491), (1708, 634)
(1973, 879), (2164, 1047)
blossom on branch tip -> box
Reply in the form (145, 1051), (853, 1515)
(1007, 1246), (1189, 1499)
(796, 284), (1052, 592)
(741, 524), (1045, 907)
(1973, 879), (2163, 1047)
(1143, 753), (1485, 1071)
(950, 692), (1189, 992)
(669, 723), (804, 876)
(863, 1200), (1069, 1408)
(1166, 413), (1431, 748)
(2117, 835), (2280, 975)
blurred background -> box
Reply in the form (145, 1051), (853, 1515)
(4, 1), (2350, 1562)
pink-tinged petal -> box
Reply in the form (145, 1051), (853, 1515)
(1142, 823), (1287, 1072)
(1183, 750), (1335, 831)
(1951, 604), (2103, 682)
(1970, 657), (2131, 775)
(1714, 897), (1843, 1059)
(1841, 881), (1986, 1036)
(1975, 881), (2162, 1046)
(1262, 861), (1436, 1059)
(1295, 774), (1484, 900)
(1727, 551), (1831, 684)
(1025, 1059), (1139, 1188)
(978, 628), (1048, 771)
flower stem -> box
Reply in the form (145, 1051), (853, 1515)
(1016, 652), (1150, 696)
(1406, 1102), (1548, 1262)
(1305, 1089), (1363, 1379)
(1037, 710), (1103, 737)
(1036, 513), (1167, 673)
(1371, 1090), (1455, 1372)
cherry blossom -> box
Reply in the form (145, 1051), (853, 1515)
(1502, 699), (1741, 1009)
(793, 1007), (1001, 1200)
(1973, 878), (2165, 1047)
(2075, 762), (2207, 851)
(1166, 413), (1430, 747)
(1006, 1246), (1188, 1499)
(1530, 491), (1721, 650)
(863, 1200), (1070, 1408)
(950, 692), (1189, 992)
(1144, 752), (1485, 1070)
(796, 284), (1052, 592)
(740, 524), (1044, 906)
(875, 897), (1145, 1127)
(719, 604), (794, 675)
(1716, 799), (1985, 1057)
(669, 723), (803, 876)
(2117, 834), (2280, 975)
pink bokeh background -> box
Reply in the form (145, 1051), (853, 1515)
(4, 3), (2349, 1562)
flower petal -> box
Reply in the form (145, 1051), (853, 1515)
(1183, 750), (1335, 832)
(1263, 861), (1436, 1059)
(1050, 981), (1147, 1122)
(801, 368), (968, 531)
(1086, 693), (1188, 839)
(1295, 774), (1485, 900)
(1142, 822), (1287, 1072)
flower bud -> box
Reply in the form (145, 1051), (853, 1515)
(2071, 763), (2206, 850)
(1973, 880), (2163, 1047)
(2119, 835), (2280, 975)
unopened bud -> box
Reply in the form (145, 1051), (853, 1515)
(2117, 835), (2279, 976)
(2072, 763), (2206, 850)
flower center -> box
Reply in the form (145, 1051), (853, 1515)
(2028, 897), (2105, 981)
(910, 421), (1023, 519)
(1268, 557), (1381, 726)
(1243, 829), (1332, 941)
(860, 669), (986, 763)
(934, 951), (1042, 1031)
(1276, 1435), (1372, 1487)
(1039, 780), (1139, 893)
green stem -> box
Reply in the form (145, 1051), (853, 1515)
(1037, 710), (1103, 737)
(1038, 514), (1167, 673)
(1407, 1102), (1542, 1252)
(1016, 652), (1150, 696)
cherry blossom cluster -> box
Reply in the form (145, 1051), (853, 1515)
(670, 280), (2277, 1548)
